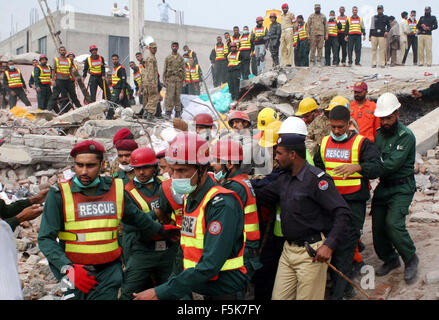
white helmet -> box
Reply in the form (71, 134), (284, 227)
(375, 93), (401, 117)
(277, 116), (308, 136)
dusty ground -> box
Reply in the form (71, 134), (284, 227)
(352, 211), (439, 300)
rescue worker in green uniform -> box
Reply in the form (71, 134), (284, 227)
(37, 140), (180, 300)
(112, 139), (138, 185)
(120, 148), (179, 300)
(133, 132), (247, 300)
(107, 54), (130, 119)
(313, 106), (384, 299)
(372, 93), (419, 284)
(33, 54), (52, 110)
(210, 139), (262, 294)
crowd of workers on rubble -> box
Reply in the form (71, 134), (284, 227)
(1, 2), (439, 301)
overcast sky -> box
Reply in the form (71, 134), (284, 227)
(1, 0), (438, 58)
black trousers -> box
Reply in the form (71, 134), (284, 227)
(251, 54), (258, 76)
(8, 87), (31, 108)
(338, 34), (348, 63)
(240, 50), (251, 80)
(187, 82), (200, 96)
(89, 74), (110, 102)
(269, 43), (280, 66)
(325, 36), (340, 65)
(0, 88), (7, 109)
(403, 35), (418, 65)
(37, 85), (52, 110)
(107, 86), (130, 119)
(48, 79), (81, 112)
(213, 60), (228, 87)
(348, 34), (362, 64)
(227, 67), (241, 101)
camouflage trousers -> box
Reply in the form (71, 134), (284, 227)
(165, 80), (182, 112)
(143, 85), (160, 115)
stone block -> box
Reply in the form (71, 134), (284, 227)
(425, 270), (439, 284)
(409, 212), (439, 223)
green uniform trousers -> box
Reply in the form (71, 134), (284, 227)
(165, 80), (182, 113)
(330, 200), (366, 300)
(8, 87), (31, 108)
(244, 246), (263, 284)
(348, 34), (362, 65)
(325, 36), (340, 66)
(48, 79), (81, 112)
(120, 242), (178, 300)
(372, 181), (416, 264)
(89, 75), (110, 102)
(240, 50), (251, 80)
(37, 85), (52, 110)
(298, 39), (310, 67)
(62, 260), (123, 300)
(213, 60), (228, 87)
(227, 68), (241, 101)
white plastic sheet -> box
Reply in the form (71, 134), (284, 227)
(0, 220), (23, 300)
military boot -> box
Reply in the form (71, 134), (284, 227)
(375, 257), (401, 277)
(146, 112), (155, 122)
(404, 254), (419, 284)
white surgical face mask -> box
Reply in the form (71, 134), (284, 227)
(162, 172), (171, 180)
(119, 164), (134, 172)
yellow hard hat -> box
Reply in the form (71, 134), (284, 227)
(325, 96), (351, 111)
(296, 98), (318, 116)
(259, 120), (283, 148)
(257, 108), (279, 131)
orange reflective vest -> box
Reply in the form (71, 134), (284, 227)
(125, 180), (160, 213)
(348, 17), (363, 35)
(239, 34), (252, 51)
(189, 65), (200, 83)
(133, 69), (142, 87)
(231, 35), (241, 47)
(37, 65), (52, 85)
(161, 178), (183, 227)
(55, 57), (72, 76)
(320, 134), (365, 195)
(57, 178), (124, 265)
(337, 16), (348, 34)
(293, 30), (299, 46)
(253, 26), (268, 44)
(298, 23), (308, 40)
(185, 63), (191, 83)
(229, 174), (260, 242)
(88, 55), (103, 75)
(227, 51), (241, 67)
(70, 63), (78, 81)
(328, 20), (339, 37)
(215, 44), (226, 61)
(407, 19), (417, 35)
(5, 69), (24, 88)
(111, 65), (125, 87)
(180, 186), (246, 278)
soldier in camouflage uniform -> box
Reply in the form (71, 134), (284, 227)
(142, 43), (160, 121)
(163, 42), (186, 119)
(306, 112), (331, 158)
(307, 4), (329, 66)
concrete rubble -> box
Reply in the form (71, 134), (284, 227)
(2, 66), (439, 299)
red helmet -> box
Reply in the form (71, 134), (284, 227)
(270, 13), (277, 18)
(211, 139), (243, 163)
(194, 113), (214, 127)
(228, 111), (251, 128)
(67, 51), (75, 57)
(166, 132), (210, 165)
(130, 148), (158, 167)
(39, 54), (48, 61)
(89, 45), (98, 52)
(256, 16), (264, 22)
(282, 3), (289, 9)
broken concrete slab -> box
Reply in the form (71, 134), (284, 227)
(425, 270), (439, 284)
(47, 100), (110, 125)
(272, 103), (296, 117)
(0, 145), (33, 165)
(75, 120), (144, 139)
(409, 107), (439, 155)
(409, 211), (439, 223)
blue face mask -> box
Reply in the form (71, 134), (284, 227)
(184, 58), (189, 63)
(134, 176), (154, 185)
(9, 66), (14, 70)
(331, 131), (348, 142)
(243, 30), (249, 35)
(73, 176), (100, 189)
(214, 170), (226, 181)
(171, 170), (197, 195)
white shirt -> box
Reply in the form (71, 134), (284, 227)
(0, 220), (23, 300)
(158, 3), (173, 23)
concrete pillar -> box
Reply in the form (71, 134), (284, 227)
(129, 0), (144, 83)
